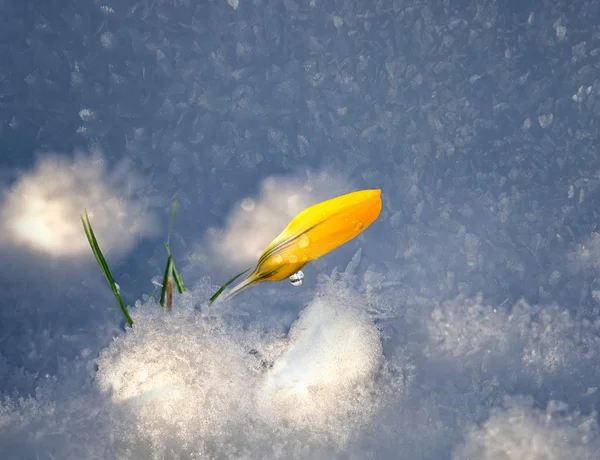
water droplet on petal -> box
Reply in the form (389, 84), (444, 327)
(298, 234), (310, 248)
(288, 254), (298, 263)
(275, 255), (284, 263)
(289, 270), (304, 286)
(354, 221), (364, 231)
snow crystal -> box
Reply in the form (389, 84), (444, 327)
(100, 31), (116, 50)
(538, 113), (554, 128)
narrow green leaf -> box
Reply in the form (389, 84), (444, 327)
(81, 215), (103, 268)
(171, 259), (185, 294)
(84, 214), (130, 324)
(209, 268), (252, 304)
(81, 210), (133, 326)
(159, 255), (173, 308)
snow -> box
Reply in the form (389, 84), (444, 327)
(1, 266), (599, 459)
(454, 397), (598, 460)
(256, 282), (384, 445)
(1, 0), (600, 458)
(0, 150), (157, 258)
(0, 278), (402, 458)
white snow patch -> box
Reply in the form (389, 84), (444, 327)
(257, 283), (383, 443)
(454, 397), (599, 460)
(426, 295), (600, 375)
(93, 279), (387, 455)
(0, 150), (157, 258)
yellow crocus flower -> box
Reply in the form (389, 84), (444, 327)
(215, 189), (382, 302)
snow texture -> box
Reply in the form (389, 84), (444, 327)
(1, 0), (600, 458)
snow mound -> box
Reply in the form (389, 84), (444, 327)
(92, 280), (387, 456)
(454, 397), (599, 460)
(257, 284), (384, 444)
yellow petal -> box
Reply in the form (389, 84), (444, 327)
(222, 189), (381, 301)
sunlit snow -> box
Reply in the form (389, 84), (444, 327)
(1, 0), (600, 458)
(0, 151), (157, 258)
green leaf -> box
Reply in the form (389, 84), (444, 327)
(81, 210), (133, 326)
(159, 254), (173, 308)
(159, 197), (186, 307)
(209, 268), (252, 304)
(171, 259), (185, 294)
